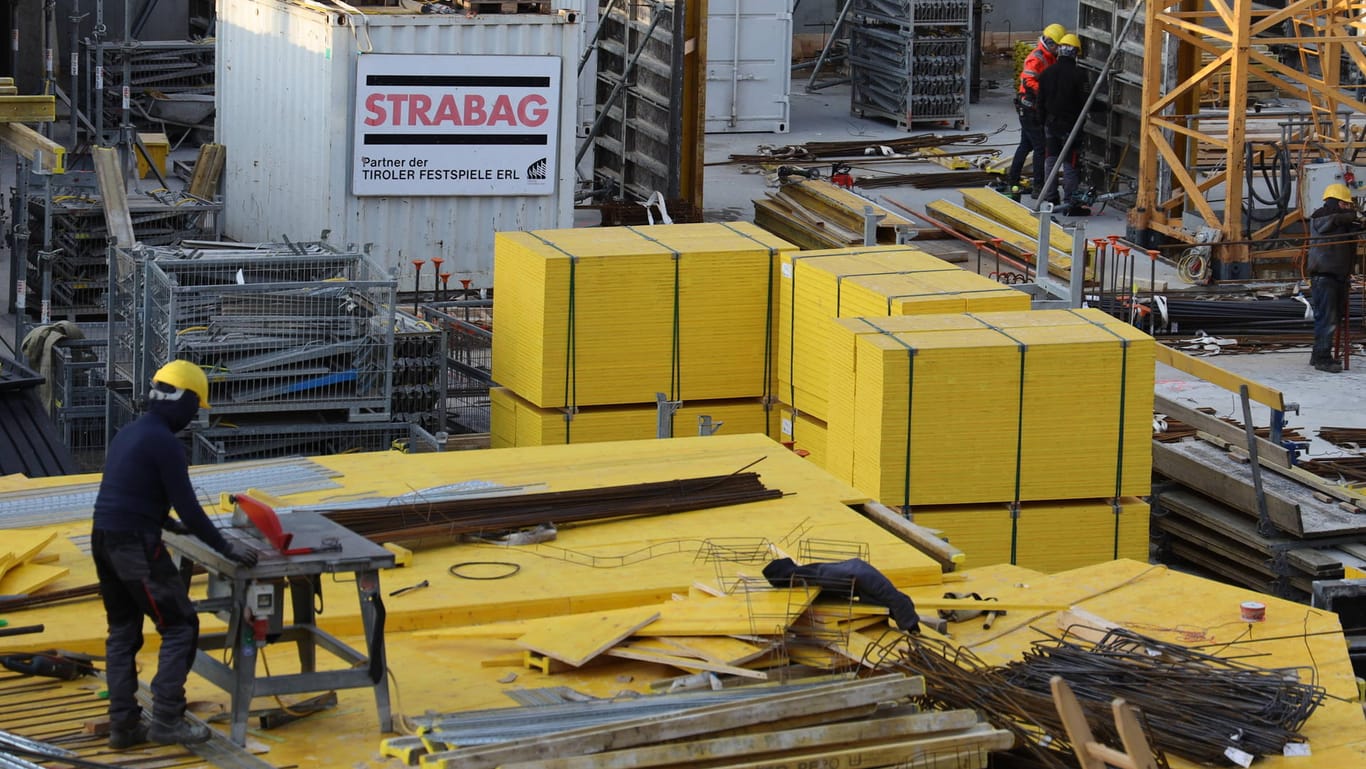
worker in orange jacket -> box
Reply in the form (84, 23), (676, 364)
(1006, 23), (1066, 198)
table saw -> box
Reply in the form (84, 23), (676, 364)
(163, 498), (395, 745)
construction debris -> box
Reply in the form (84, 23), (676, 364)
(729, 132), (991, 164)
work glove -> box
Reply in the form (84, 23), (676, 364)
(222, 543), (260, 568)
(162, 518), (190, 536)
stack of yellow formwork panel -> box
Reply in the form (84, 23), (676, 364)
(490, 388), (774, 448)
(776, 245), (1030, 426)
(911, 497), (1150, 572)
(492, 223), (796, 446)
(824, 307), (1153, 508)
(778, 406), (829, 466)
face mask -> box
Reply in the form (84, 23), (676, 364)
(149, 391), (201, 432)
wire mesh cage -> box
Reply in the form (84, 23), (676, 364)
(113, 242), (397, 420)
(190, 421), (434, 464)
(393, 311), (447, 433)
(418, 301), (493, 434)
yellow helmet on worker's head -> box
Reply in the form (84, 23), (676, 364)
(1324, 183), (1353, 203)
(1060, 33), (1082, 48)
(1043, 23), (1067, 43)
(152, 359), (211, 410)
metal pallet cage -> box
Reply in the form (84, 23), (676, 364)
(418, 301), (493, 435)
(50, 336), (110, 472)
(111, 242), (397, 421)
(190, 421), (446, 465)
(848, 0), (972, 130)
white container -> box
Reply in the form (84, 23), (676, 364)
(705, 0), (792, 133)
(217, 0), (581, 286)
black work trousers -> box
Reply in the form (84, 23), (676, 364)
(1008, 104), (1046, 191)
(1310, 274), (1346, 364)
(92, 529), (200, 727)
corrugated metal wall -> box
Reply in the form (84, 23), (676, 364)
(217, 0), (580, 287)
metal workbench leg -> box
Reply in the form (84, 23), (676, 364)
(231, 580), (260, 745)
(357, 570), (392, 732)
(290, 576), (318, 673)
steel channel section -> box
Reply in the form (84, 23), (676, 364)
(164, 511), (394, 746)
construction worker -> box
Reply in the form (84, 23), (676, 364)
(762, 557), (920, 633)
(1306, 183), (1362, 373)
(1006, 23), (1066, 197)
(92, 360), (259, 749)
(1037, 33), (1089, 214)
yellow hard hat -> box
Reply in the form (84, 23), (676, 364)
(1324, 183), (1353, 203)
(152, 359), (211, 409)
(1043, 23), (1066, 43)
(1060, 33), (1082, 48)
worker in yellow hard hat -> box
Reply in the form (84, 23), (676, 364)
(1306, 182), (1362, 373)
(1007, 23), (1068, 196)
(91, 359), (259, 749)
(1037, 33), (1089, 213)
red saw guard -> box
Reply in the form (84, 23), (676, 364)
(234, 493), (294, 554)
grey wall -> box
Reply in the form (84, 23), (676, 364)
(793, 0), (1079, 52)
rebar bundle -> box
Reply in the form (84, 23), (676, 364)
(1318, 426), (1366, 447)
(320, 472), (783, 544)
(873, 627), (1325, 767)
(729, 133), (989, 163)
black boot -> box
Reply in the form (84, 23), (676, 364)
(109, 719), (149, 750)
(149, 715), (213, 745)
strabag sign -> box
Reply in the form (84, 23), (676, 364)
(352, 54), (561, 197)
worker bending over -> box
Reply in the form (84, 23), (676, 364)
(763, 557), (920, 633)
(92, 361), (259, 749)
(1007, 23), (1066, 197)
(1306, 183), (1362, 373)
(1037, 34), (1089, 215)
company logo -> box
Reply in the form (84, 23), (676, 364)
(527, 158), (547, 180)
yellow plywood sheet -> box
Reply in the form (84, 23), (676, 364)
(776, 245), (1028, 422)
(825, 309), (1153, 505)
(2, 530), (56, 567)
(913, 498), (1150, 573)
(492, 223), (796, 409)
(491, 388), (773, 448)
(653, 635), (774, 666)
(778, 407), (828, 469)
(959, 187), (1087, 267)
(637, 588), (821, 637)
(516, 609), (661, 667)
(924, 200), (1072, 280)
(0, 562), (69, 595)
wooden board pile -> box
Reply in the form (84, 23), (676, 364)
(0, 531), (66, 599)
(0, 78), (62, 174)
(382, 674), (1014, 769)
(924, 187), (1089, 281)
(491, 223), (795, 447)
(752, 179), (916, 249)
(1151, 396), (1366, 598)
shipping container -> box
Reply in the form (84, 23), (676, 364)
(217, 0), (582, 288)
(705, 0), (792, 133)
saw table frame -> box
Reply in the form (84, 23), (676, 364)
(164, 510), (394, 745)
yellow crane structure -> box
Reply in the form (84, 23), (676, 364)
(1129, 0), (1366, 279)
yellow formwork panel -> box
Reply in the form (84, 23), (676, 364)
(775, 245), (1028, 422)
(911, 497), (1148, 573)
(490, 387), (772, 447)
(493, 223), (796, 409)
(827, 309), (1154, 507)
(779, 406), (829, 469)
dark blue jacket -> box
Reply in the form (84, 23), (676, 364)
(92, 402), (229, 553)
(763, 557), (920, 632)
(1306, 202), (1361, 279)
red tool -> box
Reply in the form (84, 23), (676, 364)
(231, 494), (340, 556)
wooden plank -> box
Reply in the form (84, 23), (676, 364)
(924, 200), (1072, 280)
(421, 675), (925, 769)
(862, 502), (965, 570)
(635, 588), (820, 637)
(700, 727), (1010, 769)
(0, 562), (69, 595)
(516, 609), (659, 667)
(0, 95), (56, 122)
(1152, 440), (1304, 536)
(1154, 346), (1285, 410)
(605, 645), (770, 679)
(3, 530), (57, 565)
(960, 186), (1087, 265)
(92, 147), (136, 249)
(1155, 394), (1291, 467)
(188, 143), (226, 199)
(0, 123), (65, 173)
(652, 636), (774, 666)
(496, 709), (984, 769)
